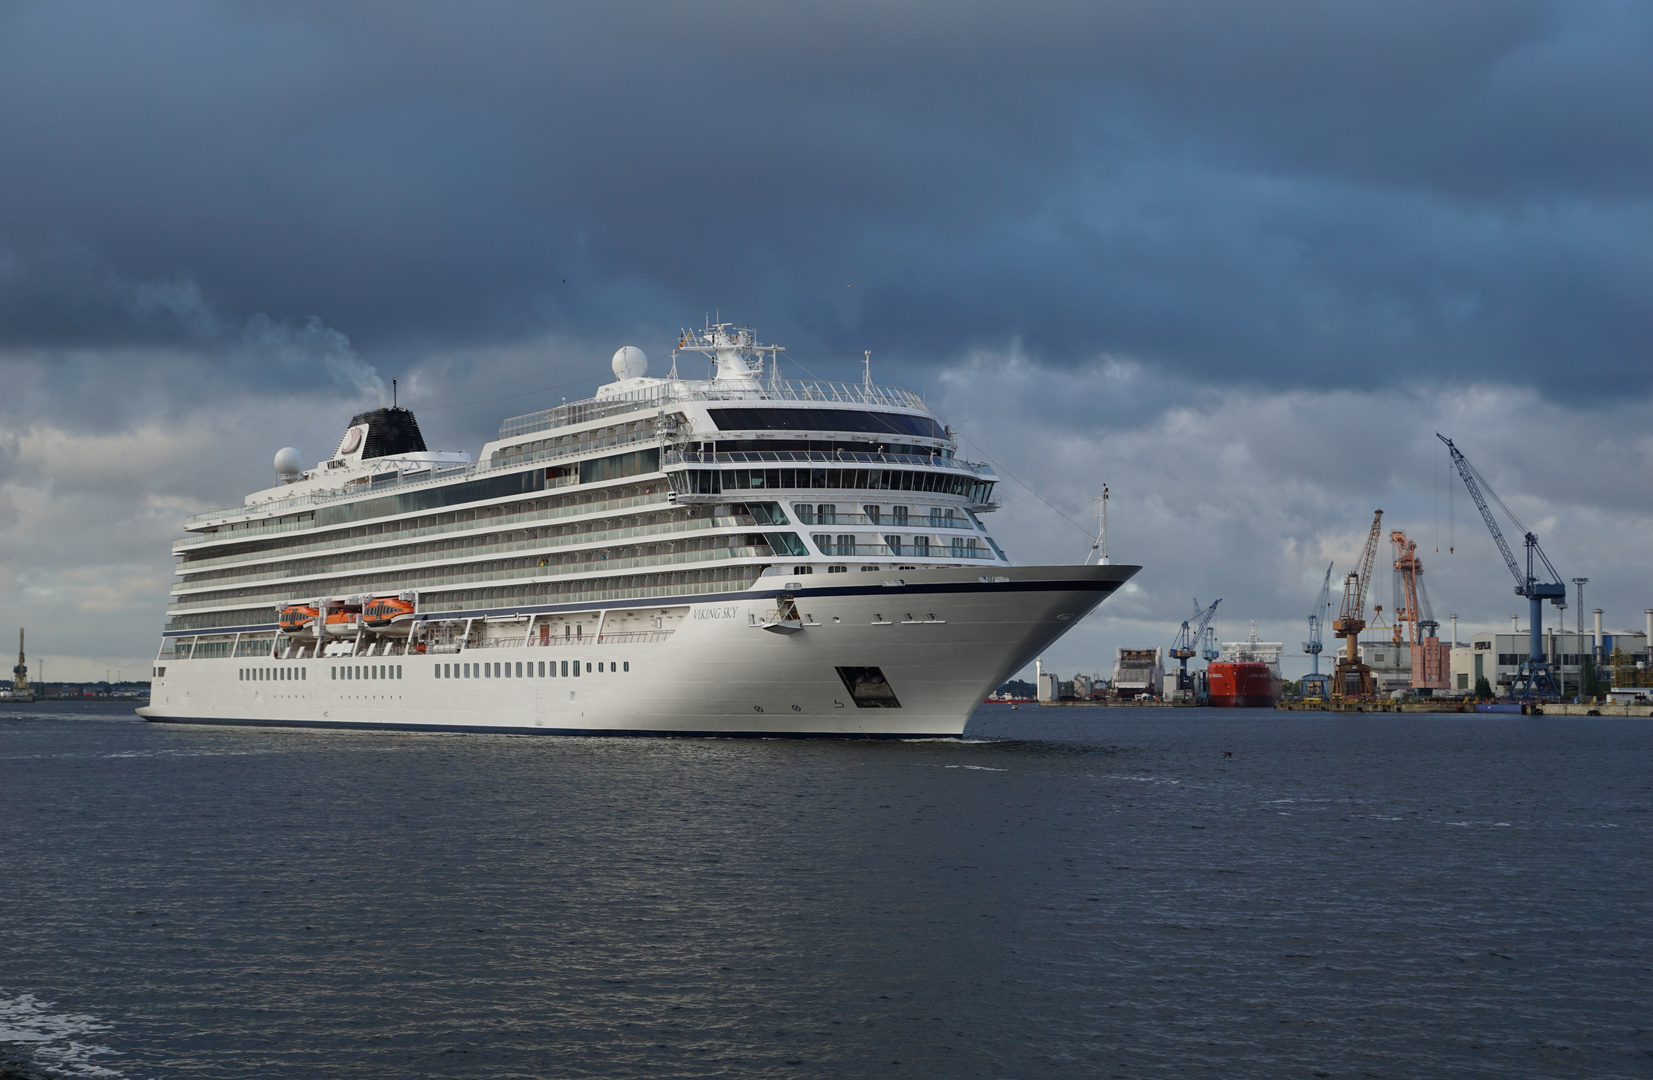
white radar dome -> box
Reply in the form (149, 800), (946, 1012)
(611, 346), (649, 381)
(274, 446), (305, 479)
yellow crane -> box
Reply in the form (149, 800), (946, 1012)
(1331, 510), (1383, 700)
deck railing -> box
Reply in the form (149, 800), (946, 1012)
(498, 379), (927, 439)
(663, 449), (991, 475)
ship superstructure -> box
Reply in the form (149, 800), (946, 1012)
(141, 322), (1138, 736)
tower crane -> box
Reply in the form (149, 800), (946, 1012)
(1437, 434), (1565, 698)
(1169, 598), (1221, 694)
(1331, 510), (1383, 700)
(1302, 562), (1334, 693)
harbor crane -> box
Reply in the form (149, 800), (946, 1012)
(1302, 562), (1334, 694)
(12, 628), (30, 702)
(1437, 434), (1565, 697)
(1331, 510), (1383, 700)
(1169, 597), (1221, 694)
(1390, 530), (1435, 646)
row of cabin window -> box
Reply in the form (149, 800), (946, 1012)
(435, 659), (628, 678)
(803, 504), (960, 527)
(810, 534), (982, 556)
(330, 664), (402, 680)
(240, 667), (306, 682)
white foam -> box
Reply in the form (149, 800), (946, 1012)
(0, 991), (125, 1078)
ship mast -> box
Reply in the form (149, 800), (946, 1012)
(676, 320), (784, 386)
(1090, 486), (1109, 565)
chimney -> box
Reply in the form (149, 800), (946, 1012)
(1646, 609), (1652, 659)
(1593, 608), (1604, 660)
(1511, 614), (1519, 632)
(1450, 614), (1458, 647)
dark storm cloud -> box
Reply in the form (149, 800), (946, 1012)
(0, 0), (1649, 395)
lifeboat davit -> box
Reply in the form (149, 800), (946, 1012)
(362, 597), (417, 636)
(278, 604), (319, 636)
(323, 609), (362, 637)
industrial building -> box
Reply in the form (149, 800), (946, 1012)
(1035, 659), (1060, 703)
(1355, 640), (1415, 695)
(1452, 610), (1650, 697)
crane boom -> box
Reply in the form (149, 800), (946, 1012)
(1435, 433), (1564, 698)
(1438, 435), (1525, 591)
(1192, 597), (1220, 640)
(1303, 562), (1333, 670)
(1353, 511), (1382, 619)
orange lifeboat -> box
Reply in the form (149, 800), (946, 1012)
(362, 597), (417, 636)
(278, 604), (319, 636)
(323, 608), (362, 637)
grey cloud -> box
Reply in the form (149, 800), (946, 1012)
(0, 0), (1648, 399)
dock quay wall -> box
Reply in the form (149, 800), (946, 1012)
(1276, 701), (1653, 717)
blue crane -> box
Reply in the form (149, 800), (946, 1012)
(1437, 434), (1565, 698)
(1302, 561), (1334, 676)
(1170, 598), (1221, 693)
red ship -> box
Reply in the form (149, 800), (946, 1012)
(1206, 622), (1283, 708)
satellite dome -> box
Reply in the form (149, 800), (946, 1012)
(274, 446), (305, 480)
(611, 346), (649, 381)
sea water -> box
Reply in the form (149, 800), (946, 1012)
(2, 701), (1648, 1078)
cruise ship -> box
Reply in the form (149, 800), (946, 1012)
(140, 323), (1139, 737)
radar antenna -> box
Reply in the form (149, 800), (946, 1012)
(677, 320), (784, 386)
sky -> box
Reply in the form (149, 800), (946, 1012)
(1, 0), (1649, 682)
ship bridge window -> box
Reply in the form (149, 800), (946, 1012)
(707, 408), (946, 440)
(713, 439), (939, 457)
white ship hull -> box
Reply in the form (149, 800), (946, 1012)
(140, 565), (1132, 738)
